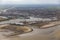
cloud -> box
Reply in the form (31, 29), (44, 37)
(0, 0), (59, 4)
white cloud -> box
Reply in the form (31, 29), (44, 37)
(0, 0), (59, 4)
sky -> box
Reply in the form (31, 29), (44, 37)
(0, 0), (59, 4)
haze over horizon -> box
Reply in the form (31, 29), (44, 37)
(0, 0), (59, 5)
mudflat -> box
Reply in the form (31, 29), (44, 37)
(0, 24), (60, 40)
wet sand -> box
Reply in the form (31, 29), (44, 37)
(0, 25), (60, 40)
